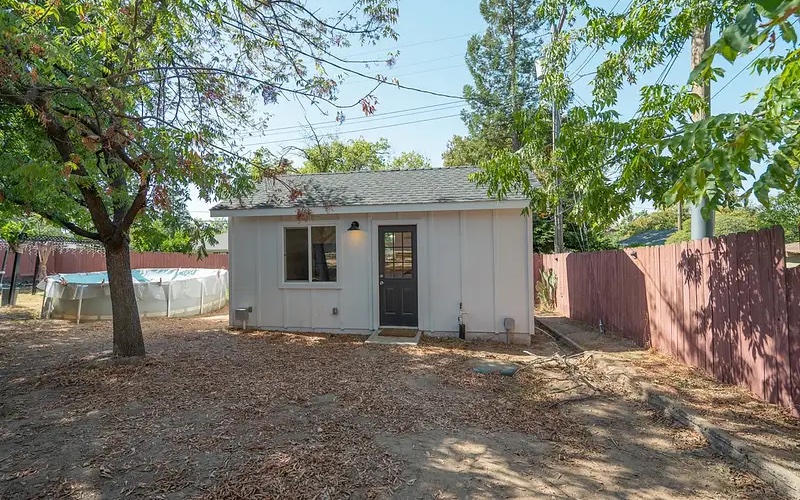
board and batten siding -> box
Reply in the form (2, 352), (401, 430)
(227, 208), (532, 341)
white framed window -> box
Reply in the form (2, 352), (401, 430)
(284, 225), (337, 283)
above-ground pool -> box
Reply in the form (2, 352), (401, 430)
(39, 268), (228, 322)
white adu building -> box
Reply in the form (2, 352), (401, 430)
(211, 167), (535, 344)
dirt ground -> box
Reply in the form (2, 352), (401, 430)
(537, 313), (800, 479)
(0, 302), (781, 499)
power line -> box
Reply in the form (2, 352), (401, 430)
(245, 113), (463, 147)
(347, 32), (477, 57)
(573, 92), (590, 107)
(565, 0), (625, 74)
(569, 48), (599, 80)
(338, 63), (465, 88)
(711, 48), (767, 98)
(241, 103), (464, 139)
(713, 19), (798, 98)
(384, 53), (463, 70)
(655, 49), (681, 86)
(236, 101), (463, 137)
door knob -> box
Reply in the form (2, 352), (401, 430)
(379, 280), (384, 285)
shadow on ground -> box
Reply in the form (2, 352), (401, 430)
(0, 313), (778, 499)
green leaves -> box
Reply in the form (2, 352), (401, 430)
(300, 138), (428, 172)
(0, 0), (400, 245)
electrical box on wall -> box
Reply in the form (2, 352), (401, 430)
(332, 307), (339, 315)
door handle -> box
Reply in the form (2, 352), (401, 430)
(379, 280), (384, 285)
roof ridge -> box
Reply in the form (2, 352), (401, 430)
(280, 165), (477, 177)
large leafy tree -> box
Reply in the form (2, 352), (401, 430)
(0, 0), (398, 356)
(668, 1), (800, 210)
(130, 207), (224, 257)
(442, 134), (504, 167)
(301, 137), (429, 172)
(302, 138), (392, 172)
(759, 192), (800, 242)
(533, 0), (800, 214)
(442, 0), (544, 166)
(666, 208), (763, 243)
(389, 151), (431, 170)
(475, 0), (800, 249)
(463, 0), (543, 152)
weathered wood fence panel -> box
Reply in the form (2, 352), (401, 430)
(53, 252), (228, 274)
(786, 267), (800, 417)
(535, 227), (799, 417)
(2, 251), (228, 280)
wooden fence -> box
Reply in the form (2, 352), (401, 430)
(534, 227), (800, 417)
(2, 250), (228, 280)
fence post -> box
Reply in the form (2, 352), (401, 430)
(5, 251), (21, 306)
(31, 254), (40, 294)
(199, 279), (205, 314)
(76, 285), (85, 324)
(165, 282), (171, 318)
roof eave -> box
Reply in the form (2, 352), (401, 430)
(209, 199), (529, 218)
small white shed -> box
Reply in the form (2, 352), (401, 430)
(210, 167), (535, 344)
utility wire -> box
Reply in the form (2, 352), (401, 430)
(382, 53), (463, 70)
(244, 113), (463, 147)
(338, 63), (465, 87)
(565, 0), (626, 75)
(711, 46), (768, 98)
(241, 103), (465, 139)
(347, 33), (478, 57)
(236, 101), (463, 137)
(710, 18), (798, 98)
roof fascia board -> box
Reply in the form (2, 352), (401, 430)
(210, 200), (528, 218)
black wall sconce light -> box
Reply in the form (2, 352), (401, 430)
(348, 221), (360, 231)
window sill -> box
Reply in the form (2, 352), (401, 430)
(279, 283), (342, 290)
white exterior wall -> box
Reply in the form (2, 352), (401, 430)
(227, 209), (533, 343)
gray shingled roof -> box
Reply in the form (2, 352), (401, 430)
(211, 166), (536, 211)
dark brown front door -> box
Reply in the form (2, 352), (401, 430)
(379, 225), (418, 327)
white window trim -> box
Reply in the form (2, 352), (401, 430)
(278, 221), (341, 288)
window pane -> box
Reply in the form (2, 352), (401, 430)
(285, 228), (308, 281)
(311, 226), (337, 282)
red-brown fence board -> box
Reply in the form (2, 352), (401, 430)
(534, 226), (799, 416)
(770, 229), (791, 408)
(52, 251), (228, 274)
(1, 250), (228, 281)
(786, 267), (800, 417)
(1, 251), (38, 280)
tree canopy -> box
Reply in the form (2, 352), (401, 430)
(389, 151), (431, 170)
(533, 0), (800, 212)
(463, 0), (543, 152)
(442, 134), (505, 167)
(0, 0), (399, 356)
(666, 208), (762, 243)
(472, 0), (800, 253)
(301, 137), (430, 172)
(615, 192), (800, 245)
(442, 0), (544, 167)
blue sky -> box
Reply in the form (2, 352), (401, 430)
(189, 0), (774, 217)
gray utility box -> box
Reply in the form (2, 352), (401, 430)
(234, 306), (252, 329)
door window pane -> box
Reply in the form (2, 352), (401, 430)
(311, 226), (337, 282)
(285, 228), (309, 281)
(381, 230), (414, 279)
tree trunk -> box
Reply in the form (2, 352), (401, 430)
(105, 240), (145, 357)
